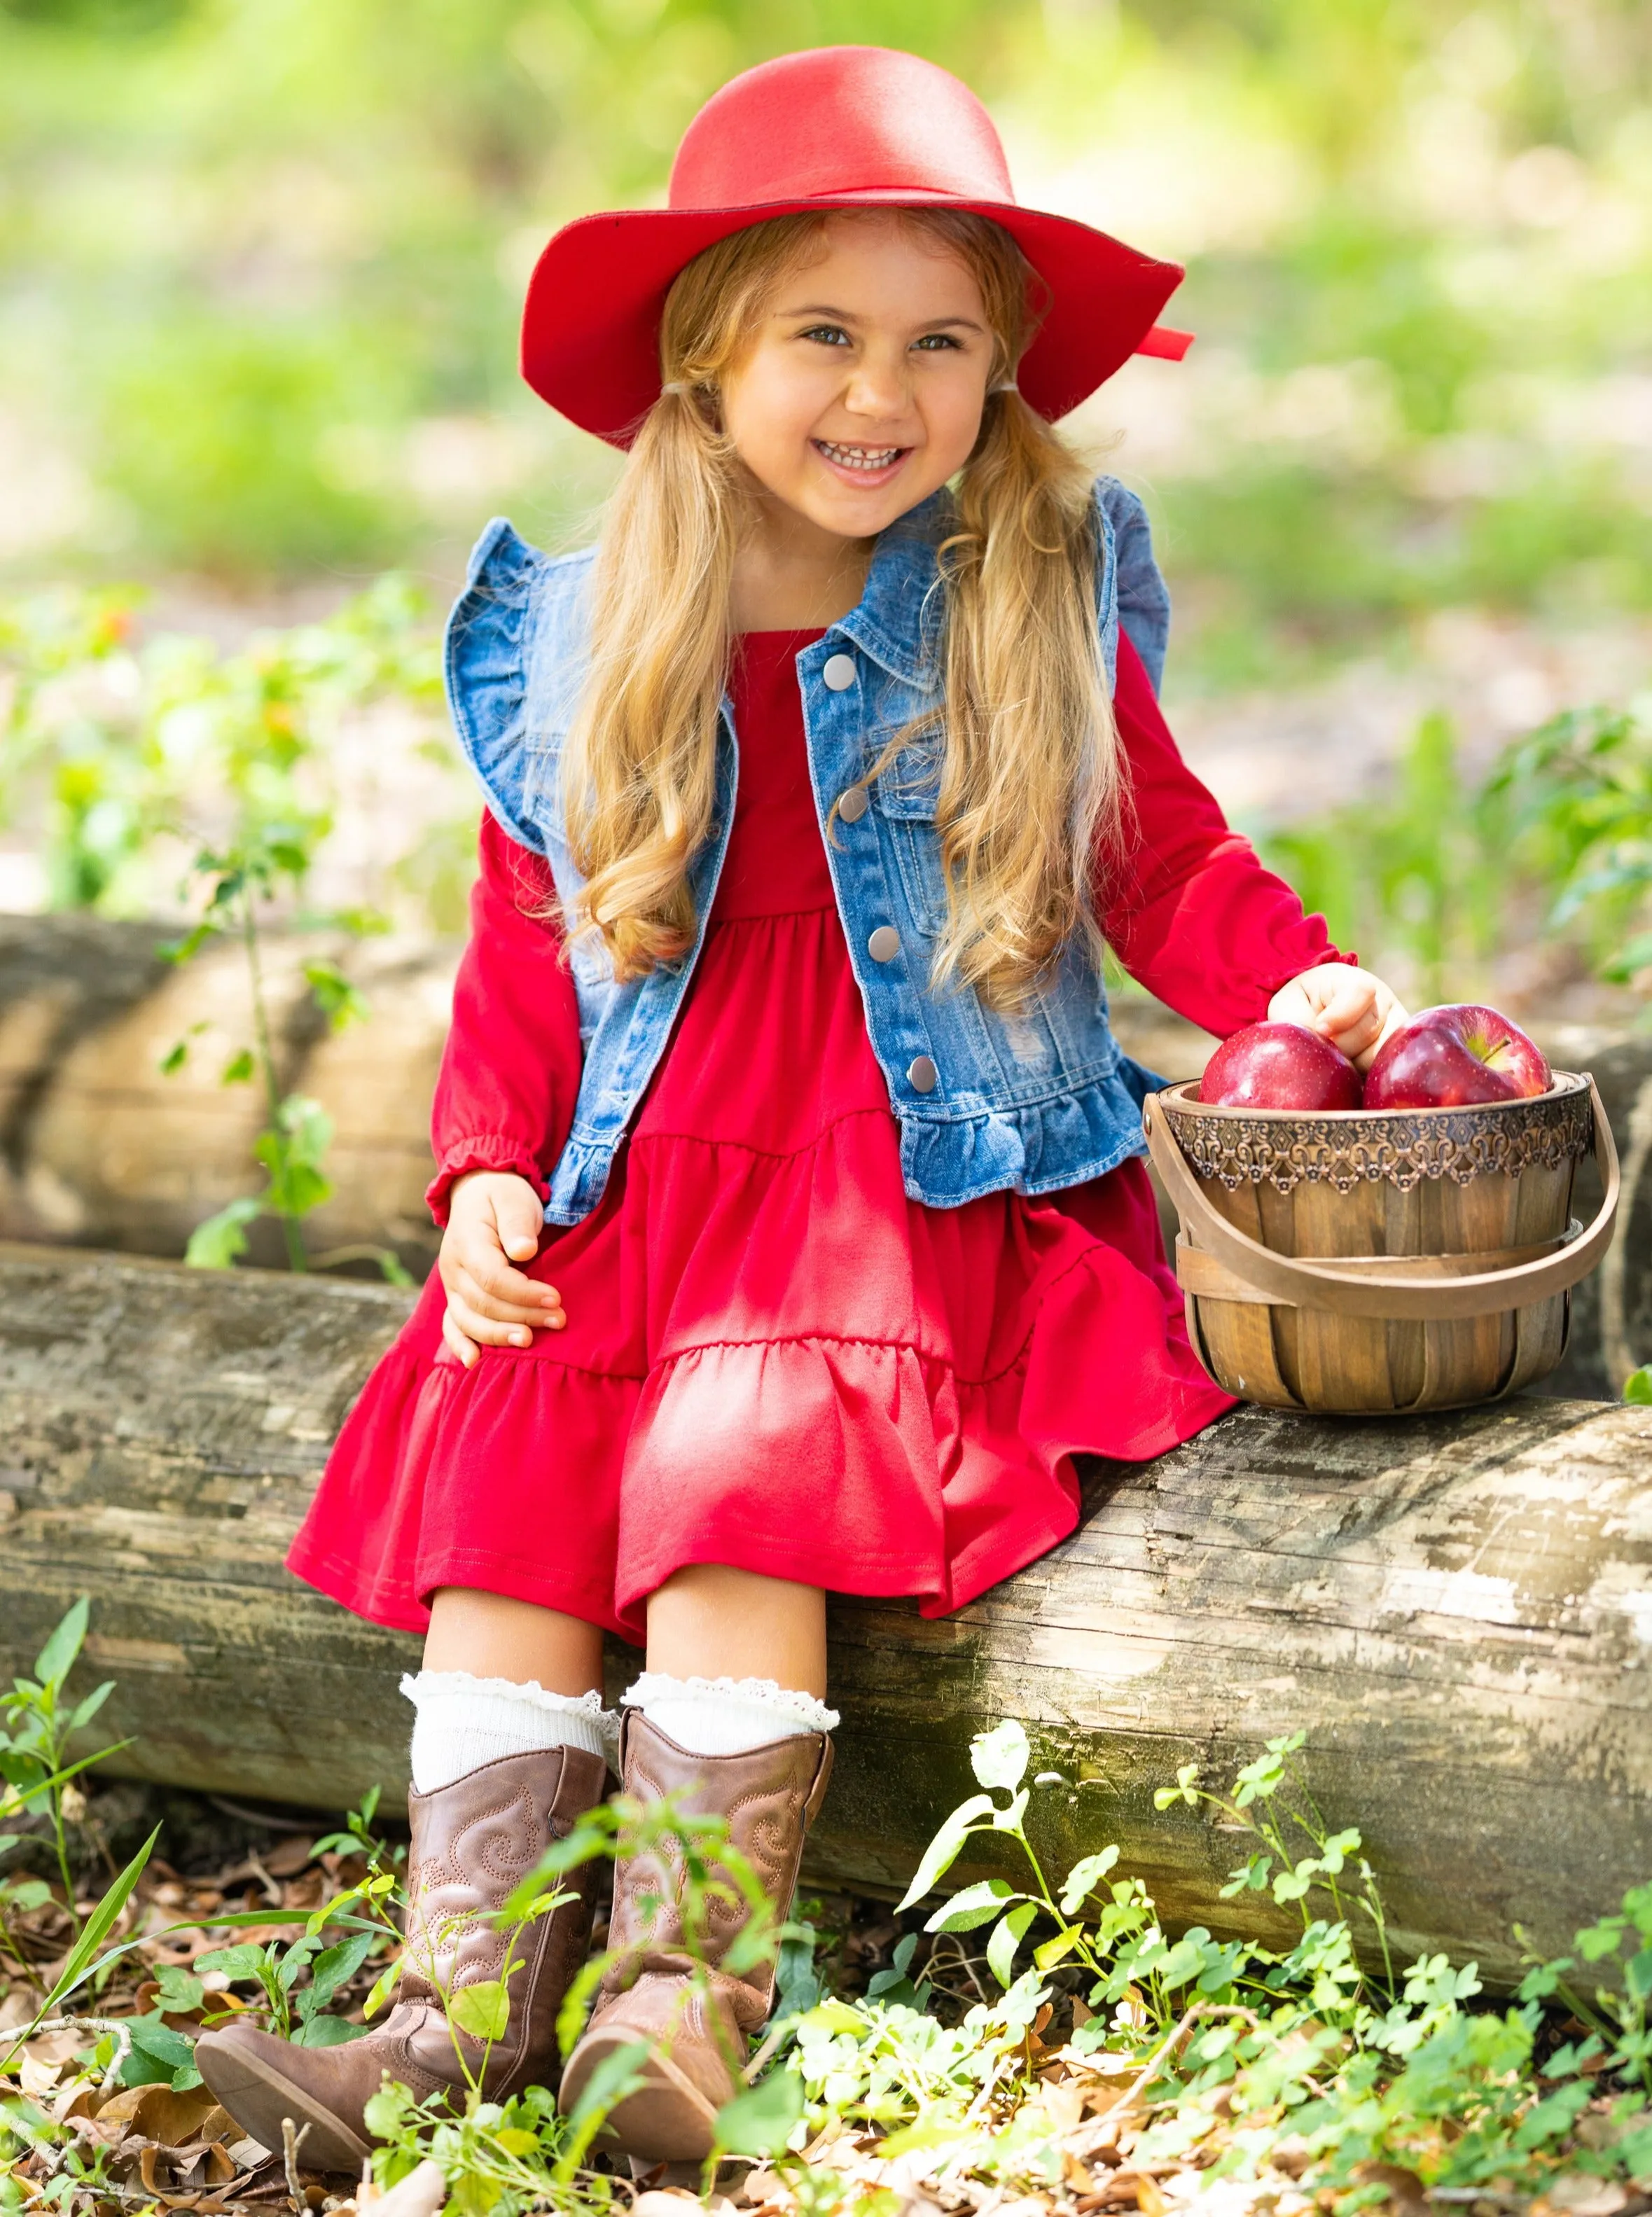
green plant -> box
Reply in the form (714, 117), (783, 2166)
(1261, 710), (1504, 1006)
(1485, 699), (1652, 989)
(0, 590), (153, 910)
(0, 1599), (130, 1938)
(0, 578), (443, 1281)
(194, 1807), (406, 2049)
(763, 1722), (1652, 2212)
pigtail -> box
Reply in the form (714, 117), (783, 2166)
(560, 382), (740, 978)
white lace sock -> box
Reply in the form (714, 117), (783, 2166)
(624, 1672), (839, 1756)
(402, 1669), (618, 1793)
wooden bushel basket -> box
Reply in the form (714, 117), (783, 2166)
(1141, 1071), (1620, 1414)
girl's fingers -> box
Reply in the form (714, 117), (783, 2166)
(461, 1246), (562, 1309)
(445, 1292), (539, 1350)
(450, 1263), (565, 1329)
(441, 1307), (481, 1370)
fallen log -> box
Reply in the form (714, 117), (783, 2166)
(0, 1242), (1647, 1982)
(0, 914), (1646, 1393)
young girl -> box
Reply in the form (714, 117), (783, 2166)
(200, 43), (1403, 2174)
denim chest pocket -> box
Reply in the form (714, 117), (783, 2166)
(871, 742), (948, 935)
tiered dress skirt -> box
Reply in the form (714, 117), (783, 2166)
(290, 631), (1239, 1643)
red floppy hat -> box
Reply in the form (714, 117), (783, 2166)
(521, 45), (1191, 447)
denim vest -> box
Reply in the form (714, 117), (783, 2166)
(445, 478), (1171, 1225)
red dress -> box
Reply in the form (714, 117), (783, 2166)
(291, 632), (1343, 1643)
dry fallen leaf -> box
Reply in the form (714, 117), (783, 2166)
(1532, 2185), (1632, 2217)
(1134, 2172), (1168, 2217)
(263, 1836), (319, 1879)
(1037, 2078), (1085, 2134)
(1350, 2162), (1429, 2217)
(18, 2052), (62, 2100)
(93, 2080), (228, 2146)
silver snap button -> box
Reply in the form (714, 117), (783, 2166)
(868, 925), (900, 964)
(907, 1055), (938, 1093)
(838, 783), (870, 823)
(821, 652), (856, 692)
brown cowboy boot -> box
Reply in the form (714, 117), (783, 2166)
(557, 1713), (833, 2164)
(197, 1744), (609, 2174)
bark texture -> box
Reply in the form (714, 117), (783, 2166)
(0, 1242), (1647, 1982)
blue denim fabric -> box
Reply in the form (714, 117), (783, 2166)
(445, 477), (1171, 1225)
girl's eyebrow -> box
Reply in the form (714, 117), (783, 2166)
(779, 303), (988, 334)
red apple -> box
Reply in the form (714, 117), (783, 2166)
(1362, 1004), (1551, 1109)
(1200, 1022), (1363, 1111)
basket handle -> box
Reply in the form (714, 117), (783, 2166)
(1141, 1076), (1620, 1323)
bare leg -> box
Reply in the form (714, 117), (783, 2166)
(423, 1586), (605, 1695)
(644, 1564), (826, 1697)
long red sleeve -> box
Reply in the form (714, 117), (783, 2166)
(425, 812), (583, 1228)
(1100, 632), (1351, 1034)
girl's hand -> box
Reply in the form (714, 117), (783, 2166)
(1269, 964), (1410, 1073)
(438, 1172), (565, 1369)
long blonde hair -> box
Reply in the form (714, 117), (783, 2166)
(562, 207), (1123, 1009)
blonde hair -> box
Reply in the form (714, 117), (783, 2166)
(561, 208), (1123, 1009)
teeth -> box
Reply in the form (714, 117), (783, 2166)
(818, 440), (901, 471)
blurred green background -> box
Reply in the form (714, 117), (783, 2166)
(2, 0), (1651, 1015)
(4, 0), (1649, 661)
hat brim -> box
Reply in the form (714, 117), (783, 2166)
(520, 193), (1185, 447)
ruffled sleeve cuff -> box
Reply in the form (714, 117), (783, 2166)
(426, 1139), (553, 1230)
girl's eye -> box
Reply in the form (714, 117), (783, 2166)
(912, 333), (962, 352)
(799, 325), (852, 347)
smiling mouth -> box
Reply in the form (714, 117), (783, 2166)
(814, 439), (907, 473)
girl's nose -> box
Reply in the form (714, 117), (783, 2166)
(842, 354), (911, 421)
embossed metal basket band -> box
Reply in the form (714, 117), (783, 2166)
(1142, 1073), (1620, 1323)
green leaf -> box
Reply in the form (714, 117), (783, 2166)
(158, 921), (220, 966)
(301, 1931), (375, 2017)
(893, 1793), (994, 1912)
(185, 1195), (262, 1270)
(1034, 1926), (1085, 1971)
(125, 2015), (195, 2070)
(34, 1599), (89, 1690)
(193, 1943), (268, 1980)
(151, 1966), (205, 2014)
(362, 1961), (401, 2021)
(1060, 1847), (1120, 1917)
(219, 1048), (255, 1085)
(986, 1901), (1038, 1987)
(924, 1878), (1015, 1934)
(292, 2014), (368, 2048)
(159, 1041), (188, 1075)
(713, 2067), (803, 2157)
(1625, 1365), (1652, 1406)
(67, 1682), (114, 1733)
(118, 2045), (176, 2089)
(302, 959), (368, 1032)
(971, 1721), (1029, 1793)
(447, 1980), (510, 2043)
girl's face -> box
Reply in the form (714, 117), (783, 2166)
(720, 216), (996, 541)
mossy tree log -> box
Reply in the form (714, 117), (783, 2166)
(0, 1244), (1648, 1982)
